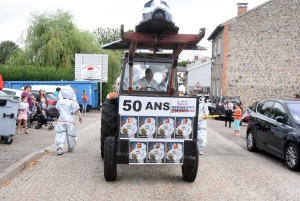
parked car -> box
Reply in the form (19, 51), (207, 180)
(30, 90), (59, 118)
(241, 101), (259, 123)
(209, 96), (242, 119)
(2, 88), (23, 97)
(246, 99), (300, 171)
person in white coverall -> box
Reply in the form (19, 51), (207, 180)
(176, 118), (192, 139)
(148, 142), (165, 163)
(120, 116), (138, 138)
(130, 142), (147, 163)
(55, 87), (82, 155)
(139, 118), (156, 138)
(197, 96), (209, 155)
(167, 143), (183, 163)
(157, 118), (174, 138)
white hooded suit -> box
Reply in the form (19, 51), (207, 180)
(120, 117), (138, 138)
(167, 143), (183, 163)
(197, 98), (209, 150)
(55, 87), (81, 150)
(148, 143), (165, 163)
(176, 119), (192, 139)
(139, 118), (156, 138)
(130, 143), (147, 163)
(157, 118), (174, 138)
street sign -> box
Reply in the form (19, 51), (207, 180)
(193, 82), (202, 90)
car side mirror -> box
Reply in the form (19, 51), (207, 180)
(248, 106), (252, 110)
(275, 116), (284, 123)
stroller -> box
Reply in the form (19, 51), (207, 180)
(34, 104), (54, 130)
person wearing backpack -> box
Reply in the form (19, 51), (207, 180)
(81, 91), (89, 116)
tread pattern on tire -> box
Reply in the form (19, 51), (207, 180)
(104, 137), (117, 181)
(101, 99), (118, 158)
(182, 148), (199, 182)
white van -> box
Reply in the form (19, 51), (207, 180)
(21, 85), (63, 93)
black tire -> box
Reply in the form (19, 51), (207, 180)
(104, 136), (117, 181)
(240, 121), (242, 126)
(1, 136), (5, 141)
(5, 136), (13, 145)
(285, 143), (300, 171)
(181, 148), (199, 182)
(101, 99), (118, 158)
(246, 130), (258, 152)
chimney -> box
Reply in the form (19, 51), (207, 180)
(237, 3), (248, 16)
(194, 54), (199, 61)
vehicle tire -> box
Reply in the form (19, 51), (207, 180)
(240, 121), (242, 126)
(1, 136), (5, 141)
(104, 136), (117, 181)
(181, 148), (199, 182)
(4, 135), (13, 145)
(101, 99), (118, 159)
(285, 143), (300, 171)
(246, 130), (258, 152)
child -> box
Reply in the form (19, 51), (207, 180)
(17, 96), (30, 134)
(233, 103), (242, 136)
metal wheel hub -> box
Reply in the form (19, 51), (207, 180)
(286, 146), (297, 167)
(247, 133), (253, 148)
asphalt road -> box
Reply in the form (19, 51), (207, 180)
(1, 113), (300, 200)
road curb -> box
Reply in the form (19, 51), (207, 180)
(0, 119), (101, 186)
(0, 151), (44, 186)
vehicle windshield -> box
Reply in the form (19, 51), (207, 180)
(287, 103), (300, 124)
(223, 97), (240, 104)
(122, 62), (172, 92)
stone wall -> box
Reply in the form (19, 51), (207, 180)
(225, 0), (300, 108)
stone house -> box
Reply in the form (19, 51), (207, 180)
(207, 0), (300, 108)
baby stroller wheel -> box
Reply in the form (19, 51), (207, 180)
(35, 125), (42, 129)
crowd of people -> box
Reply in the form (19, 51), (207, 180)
(15, 85), (89, 155)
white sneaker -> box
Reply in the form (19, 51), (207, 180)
(68, 145), (74, 152)
(57, 148), (64, 155)
(198, 148), (204, 155)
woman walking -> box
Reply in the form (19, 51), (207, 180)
(17, 96), (30, 134)
(81, 91), (89, 116)
(225, 99), (233, 128)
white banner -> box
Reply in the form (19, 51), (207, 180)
(119, 96), (197, 117)
(81, 65), (101, 80)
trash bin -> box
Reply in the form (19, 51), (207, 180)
(0, 93), (20, 144)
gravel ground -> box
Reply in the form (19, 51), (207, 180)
(1, 113), (300, 200)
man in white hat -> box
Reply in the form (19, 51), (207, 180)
(55, 87), (82, 155)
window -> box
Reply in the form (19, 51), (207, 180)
(214, 41), (217, 56)
(287, 103), (300, 124)
(217, 38), (221, 55)
(257, 101), (274, 117)
(122, 62), (172, 92)
(269, 102), (291, 126)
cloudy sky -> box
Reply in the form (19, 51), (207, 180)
(0, 0), (269, 59)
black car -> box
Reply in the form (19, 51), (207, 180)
(209, 96), (242, 119)
(31, 90), (59, 118)
(246, 99), (300, 171)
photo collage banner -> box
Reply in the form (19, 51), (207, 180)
(120, 116), (194, 140)
(129, 140), (184, 164)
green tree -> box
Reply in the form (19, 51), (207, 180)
(0, 41), (20, 64)
(178, 60), (190, 67)
(94, 27), (120, 46)
(7, 10), (100, 68)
